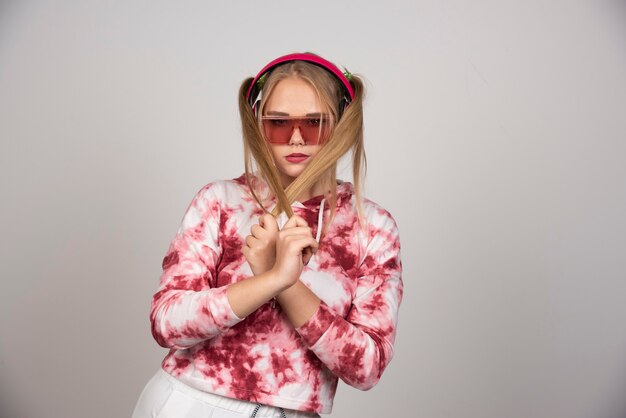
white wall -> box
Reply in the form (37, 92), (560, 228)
(1, 1), (625, 417)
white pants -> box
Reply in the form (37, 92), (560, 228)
(132, 369), (322, 418)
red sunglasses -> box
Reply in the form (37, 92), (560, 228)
(261, 115), (331, 145)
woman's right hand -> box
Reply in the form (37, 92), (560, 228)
(271, 215), (318, 289)
(242, 213), (279, 276)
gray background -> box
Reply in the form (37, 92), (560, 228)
(1, 1), (626, 417)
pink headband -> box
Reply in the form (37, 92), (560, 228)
(246, 53), (354, 113)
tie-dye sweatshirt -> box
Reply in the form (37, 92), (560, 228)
(150, 174), (403, 414)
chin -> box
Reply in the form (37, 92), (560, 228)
(278, 169), (303, 185)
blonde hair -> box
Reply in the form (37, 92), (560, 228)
(238, 59), (367, 237)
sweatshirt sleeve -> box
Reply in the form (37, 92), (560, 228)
(295, 210), (403, 390)
(150, 183), (244, 350)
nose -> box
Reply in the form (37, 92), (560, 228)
(288, 125), (306, 146)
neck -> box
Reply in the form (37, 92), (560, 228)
(296, 182), (329, 202)
(279, 174), (334, 202)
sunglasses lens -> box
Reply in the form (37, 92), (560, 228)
(263, 119), (292, 144)
(301, 118), (329, 144)
(263, 117), (330, 145)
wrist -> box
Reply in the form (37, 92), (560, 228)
(275, 281), (321, 328)
(264, 268), (293, 295)
(277, 281), (300, 299)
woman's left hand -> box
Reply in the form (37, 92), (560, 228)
(270, 215), (318, 289)
(242, 213), (279, 276)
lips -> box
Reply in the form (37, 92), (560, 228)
(285, 153), (309, 163)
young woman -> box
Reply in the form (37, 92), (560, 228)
(132, 53), (403, 418)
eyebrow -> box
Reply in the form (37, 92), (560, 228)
(265, 111), (327, 117)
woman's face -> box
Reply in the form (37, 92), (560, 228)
(263, 77), (329, 189)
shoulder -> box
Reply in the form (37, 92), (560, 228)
(335, 184), (401, 257)
(192, 175), (249, 202)
(362, 201), (401, 260)
(346, 193), (402, 272)
(352, 192), (400, 235)
(181, 177), (251, 217)
(334, 180), (400, 233)
(362, 196), (397, 222)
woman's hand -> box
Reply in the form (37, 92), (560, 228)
(242, 213), (279, 276)
(271, 215), (318, 289)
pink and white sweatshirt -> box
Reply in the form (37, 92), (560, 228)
(150, 174), (403, 414)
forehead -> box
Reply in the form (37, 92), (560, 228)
(265, 77), (325, 115)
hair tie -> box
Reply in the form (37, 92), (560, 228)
(256, 73), (268, 90)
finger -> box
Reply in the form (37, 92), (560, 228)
(279, 226), (314, 238)
(283, 215), (308, 230)
(302, 241), (318, 265)
(302, 246), (313, 265)
(285, 236), (319, 255)
(259, 213), (279, 233)
(250, 224), (263, 238)
(245, 235), (259, 247)
(286, 233), (317, 248)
